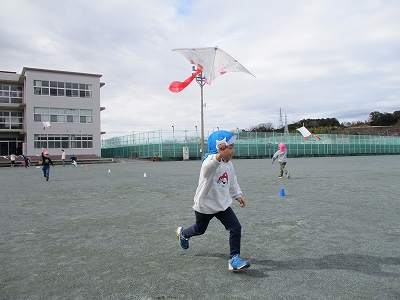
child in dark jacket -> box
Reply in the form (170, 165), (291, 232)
(70, 154), (78, 167)
(22, 154), (30, 169)
(41, 148), (54, 181)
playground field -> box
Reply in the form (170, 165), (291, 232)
(1, 155), (399, 299)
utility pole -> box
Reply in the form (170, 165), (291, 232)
(278, 108), (284, 129)
(193, 66), (206, 158)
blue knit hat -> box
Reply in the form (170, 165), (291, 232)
(202, 130), (236, 161)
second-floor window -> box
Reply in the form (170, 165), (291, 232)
(34, 80), (92, 98)
(34, 107), (92, 124)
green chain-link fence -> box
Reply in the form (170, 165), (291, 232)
(101, 130), (400, 160)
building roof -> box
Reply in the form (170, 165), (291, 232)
(21, 67), (102, 78)
(1, 68), (104, 85)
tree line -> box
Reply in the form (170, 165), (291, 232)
(246, 110), (400, 134)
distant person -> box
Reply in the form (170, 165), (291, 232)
(41, 148), (54, 181)
(22, 154), (30, 169)
(70, 154), (78, 167)
(272, 142), (290, 179)
(176, 130), (250, 271)
(61, 149), (66, 167)
(10, 153), (16, 167)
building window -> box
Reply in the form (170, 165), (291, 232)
(0, 85), (23, 104)
(34, 134), (93, 149)
(0, 110), (23, 129)
(33, 80), (92, 98)
(34, 114), (41, 122)
(34, 134), (48, 149)
(71, 135), (81, 148)
(61, 135), (69, 148)
(34, 107), (92, 124)
(81, 134), (93, 148)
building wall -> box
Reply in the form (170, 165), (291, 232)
(0, 71), (24, 156)
(0, 68), (104, 157)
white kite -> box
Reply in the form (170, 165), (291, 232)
(296, 126), (321, 140)
(43, 121), (52, 131)
(169, 46), (255, 93)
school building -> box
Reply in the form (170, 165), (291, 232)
(0, 68), (105, 157)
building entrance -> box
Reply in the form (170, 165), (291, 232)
(0, 141), (10, 156)
(0, 139), (23, 156)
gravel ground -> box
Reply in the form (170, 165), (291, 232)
(0, 155), (399, 300)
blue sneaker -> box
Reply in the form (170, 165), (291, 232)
(176, 227), (189, 250)
(229, 254), (250, 271)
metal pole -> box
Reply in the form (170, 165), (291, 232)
(184, 130), (187, 145)
(200, 78), (205, 158)
(172, 126), (175, 158)
(195, 70), (206, 159)
(195, 126), (198, 158)
(236, 127), (240, 157)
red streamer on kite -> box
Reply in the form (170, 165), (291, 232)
(312, 134), (321, 140)
(169, 65), (202, 93)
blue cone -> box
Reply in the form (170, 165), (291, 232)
(279, 188), (286, 197)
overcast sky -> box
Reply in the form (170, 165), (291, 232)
(2, 0), (399, 139)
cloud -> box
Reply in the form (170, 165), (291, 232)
(1, 0), (399, 139)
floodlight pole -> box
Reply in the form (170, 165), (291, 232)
(194, 68), (206, 159)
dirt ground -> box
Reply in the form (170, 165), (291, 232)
(1, 155), (399, 299)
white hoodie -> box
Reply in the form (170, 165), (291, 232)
(193, 154), (242, 214)
(272, 150), (287, 162)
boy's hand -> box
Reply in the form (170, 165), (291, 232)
(216, 143), (228, 161)
(217, 143), (228, 151)
(237, 197), (246, 208)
